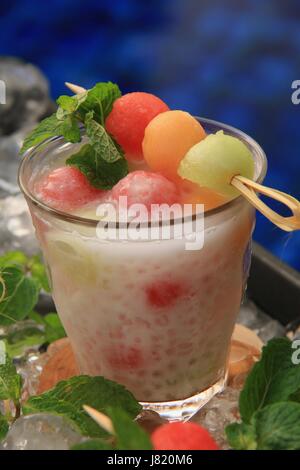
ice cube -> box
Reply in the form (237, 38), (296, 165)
(0, 413), (83, 450)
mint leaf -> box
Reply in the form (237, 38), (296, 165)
(108, 408), (152, 450)
(66, 144), (128, 190)
(43, 313), (66, 343)
(79, 82), (121, 124)
(20, 115), (63, 154)
(0, 251), (28, 268)
(1, 322), (45, 357)
(0, 413), (9, 440)
(239, 338), (300, 423)
(23, 375), (142, 438)
(0, 251), (50, 293)
(20, 112), (81, 155)
(60, 115), (81, 143)
(27, 255), (50, 292)
(71, 439), (114, 450)
(253, 402), (300, 450)
(28, 311), (46, 325)
(85, 112), (123, 163)
(56, 95), (80, 115)
(225, 422), (257, 450)
(0, 353), (22, 402)
(0, 266), (40, 326)
(72, 409), (152, 450)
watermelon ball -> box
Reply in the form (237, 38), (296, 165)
(152, 422), (219, 450)
(33, 166), (105, 211)
(142, 110), (206, 181)
(178, 130), (254, 199)
(105, 92), (169, 162)
(111, 170), (179, 211)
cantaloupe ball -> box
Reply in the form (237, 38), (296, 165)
(179, 180), (225, 212)
(142, 110), (206, 181)
(178, 131), (254, 198)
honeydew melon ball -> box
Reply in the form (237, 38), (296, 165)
(178, 131), (254, 198)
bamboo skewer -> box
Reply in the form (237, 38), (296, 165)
(65, 82), (86, 94)
(65, 81), (300, 232)
(83, 405), (115, 434)
(231, 175), (300, 232)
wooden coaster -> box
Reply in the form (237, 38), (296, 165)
(37, 339), (79, 394)
(228, 324), (262, 383)
(37, 324), (263, 394)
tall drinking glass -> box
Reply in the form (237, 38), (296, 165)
(19, 118), (267, 420)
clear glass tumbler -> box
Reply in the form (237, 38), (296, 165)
(18, 118), (267, 421)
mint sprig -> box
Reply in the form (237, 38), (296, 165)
(43, 313), (66, 343)
(0, 353), (22, 403)
(1, 323), (45, 358)
(0, 251), (50, 293)
(65, 112), (128, 190)
(0, 251), (51, 326)
(72, 407), (152, 451)
(239, 338), (300, 423)
(78, 82), (121, 124)
(23, 375), (142, 438)
(107, 407), (152, 450)
(0, 413), (9, 440)
(66, 143), (128, 190)
(0, 266), (40, 326)
(20, 114), (81, 154)
(226, 338), (300, 450)
(20, 82), (127, 190)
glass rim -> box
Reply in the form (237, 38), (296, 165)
(18, 116), (267, 228)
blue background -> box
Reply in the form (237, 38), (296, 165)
(1, 0), (300, 269)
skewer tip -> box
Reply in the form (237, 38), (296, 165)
(65, 81), (86, 94)
(83, 405), (114, 434)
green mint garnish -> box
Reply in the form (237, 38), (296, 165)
(226, 338), (300, 450)
(26, 254), (50, 293)
(239, 338), (300, 423)
(42, 313), (66, 343)
(225, 422), (257, 450)
(0, 413), (9, 440)
(0, 251), (50, 293)
(84, 111), (123, 163)
(1, 324), (45, 358)
(20, 114), (81, 155)
(226, 402), (300, 450)
(0, 353), (22, 403)
(20, 82), (127, 190)
(78, 82), (121, 124)
(23, 375), (142, 438)
(107, 407), (152, 450)
(0, 265), (40, 326)
(72, 407), (152, 451)
(66, 143), (128, 190)
(251, 402), (300, 450)
(0, 251), (51, 326)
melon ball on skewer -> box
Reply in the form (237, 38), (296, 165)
(142, 110), (206, 181)
(105, 92), (169, 162)
(178, 130), (254, 199)
(179, 180), (226, 211)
